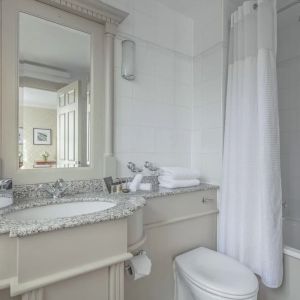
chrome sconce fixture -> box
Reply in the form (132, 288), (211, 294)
(121, 40), (136, 80)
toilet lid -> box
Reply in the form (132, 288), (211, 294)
(175, 247), (258, 299)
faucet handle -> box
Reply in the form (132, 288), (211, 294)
(127, 162), (142, 173)
(144, 161), (158, 172)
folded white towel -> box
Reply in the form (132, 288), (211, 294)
(158, 176), (200, 189)
(159, 167), (201, 180)
(129, 174), (143, 192)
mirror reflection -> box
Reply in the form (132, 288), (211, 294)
(18, 13), (91, 169)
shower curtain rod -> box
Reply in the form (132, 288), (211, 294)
(253, 1), (300, 13)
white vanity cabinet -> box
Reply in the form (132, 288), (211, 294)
(0, 188), (218, 300)
(125, 189), (218, 300)
(0, 218), (130, 300)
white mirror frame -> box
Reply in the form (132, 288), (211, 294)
(0, 0), (128, 184)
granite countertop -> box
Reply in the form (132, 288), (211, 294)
(136, 183), (218, 199)
(0, 183), (218, 238)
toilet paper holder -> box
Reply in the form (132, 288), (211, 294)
(124, 250), (147, 276)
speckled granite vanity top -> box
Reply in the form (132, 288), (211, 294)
(136, 183), (218, 199)
(0, 182), (218, 238)
(0, 193), (146, 237)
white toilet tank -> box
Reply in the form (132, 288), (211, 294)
(174, 247), (258, 300)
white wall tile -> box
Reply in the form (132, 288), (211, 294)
(175, 83), (193, 108)
(132, 72), (156, 102)
(191, 1), (228, 184)
(200, 46), (223, 82)
(156, 79), (175, 105)
(174, 106), (192, 130)
(110, 0), (195, 178)
(115, 125), (155, 153)
(194, 79), (223, 107)
(197, 152), (223, 184)
(154, 129), (190, 154)
(111, 0), (230, 181)
(154, 48), (175, 81)
(175, 54), (193, 85)
(195, 101), (222, 130)
(194, 18), (222, 55)
(115, 96), (133, 125)
(135, 42), (156, 77)
(115, 68), (133, 98)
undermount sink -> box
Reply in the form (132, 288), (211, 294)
(5, 201), (116, 221)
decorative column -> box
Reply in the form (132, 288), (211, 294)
(104, 22), (117, 177)
(21, 288), (43, 300)
(109, 262), (124, 300)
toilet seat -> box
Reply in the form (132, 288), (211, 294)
(175, 247), (258, 300)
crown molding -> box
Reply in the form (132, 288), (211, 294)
(35, 0), (129, 25)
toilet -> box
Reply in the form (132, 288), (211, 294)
(174, 247), (258, 300)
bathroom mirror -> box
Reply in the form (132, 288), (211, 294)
(18, 13), (92, 169)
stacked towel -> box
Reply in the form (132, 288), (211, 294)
(160, 167), (201, 180)
(158, 167), (200, 189)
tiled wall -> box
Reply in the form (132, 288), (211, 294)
(277, 14), (300, 221)
(191, 0), (232, 184)
(100, 0), (242, 181)
(102, 0), (194, 176)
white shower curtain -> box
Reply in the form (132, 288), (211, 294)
(218, 0), (283, 288)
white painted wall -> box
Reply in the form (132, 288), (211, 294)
(101, 0), (194, 176)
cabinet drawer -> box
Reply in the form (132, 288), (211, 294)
(144, 190), (218, 226)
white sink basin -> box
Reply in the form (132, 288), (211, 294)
(5, 201), (116, 221)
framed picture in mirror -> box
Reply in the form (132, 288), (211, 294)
(33, 128), (52, 145)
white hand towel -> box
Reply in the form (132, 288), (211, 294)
(158, 176), (200, 189)
(129, 174), (143, 192)
(160, 167), (201, 180)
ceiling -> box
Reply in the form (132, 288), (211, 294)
(155, 0), (244, 20)
(155, 0), (296, 20)
(19, 13), (91, 74)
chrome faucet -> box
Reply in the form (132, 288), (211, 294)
(37, 178), (68, 199)
(0, 178), (12, 191)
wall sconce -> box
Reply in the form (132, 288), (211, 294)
(121, 40), (136, 81)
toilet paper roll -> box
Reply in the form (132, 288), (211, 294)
(126, 252), (152, 280)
